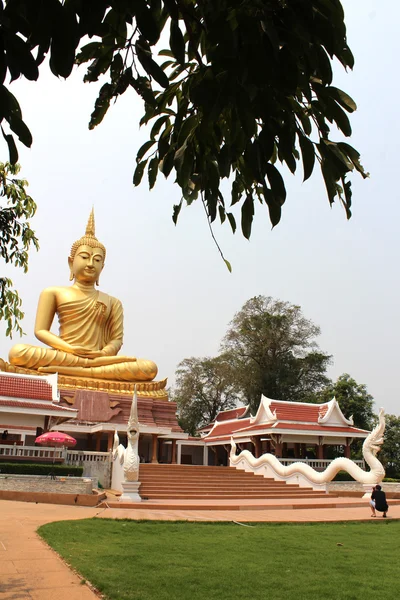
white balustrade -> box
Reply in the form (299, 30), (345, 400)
(277, 458), (365, 470)
(0, 444), (64, 460)
(66, 450), (111, 464)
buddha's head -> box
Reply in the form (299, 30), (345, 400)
(68, 209), (106, 285)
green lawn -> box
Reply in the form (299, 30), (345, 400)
(38, 519), (399, 600)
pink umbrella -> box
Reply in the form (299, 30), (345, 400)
(35, 431), (76, 466)
(35, 431), (77, 448)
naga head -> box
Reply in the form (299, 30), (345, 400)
(363, 408), (386, 456)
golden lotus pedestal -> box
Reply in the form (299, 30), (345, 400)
(0, 359), (168, 399)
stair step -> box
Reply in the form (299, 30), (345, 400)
(137, 464), (326, 501)
(140, 493), (329, 500)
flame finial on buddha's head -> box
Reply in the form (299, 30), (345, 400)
(69, 208), (106, 261)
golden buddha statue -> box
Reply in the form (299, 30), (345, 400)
(8, 210), (158, 382)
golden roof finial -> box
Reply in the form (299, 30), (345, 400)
(69, 208), (106, 260)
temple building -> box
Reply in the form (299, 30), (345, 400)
(0, 370), (77, 445)
(197, 396), (370, 466)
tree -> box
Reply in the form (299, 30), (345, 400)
(378, 414), (400, 479)
(313, 373), (374, 430)
(221, 295), (331, 412)
(172, 355), (240, 435)
(0, 162), (39, 336)
(0, 1), (367, 244)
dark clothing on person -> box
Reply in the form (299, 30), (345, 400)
(371, 489), (388, 512)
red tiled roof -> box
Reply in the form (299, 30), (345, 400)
(206, 418), (252, 438)
(269, 401), (329, 422)
(0, 375), (53, 401)
(271, 422), (368, 434)
(204, 415), (368, 442)
(215, 406), (248, 422)
(0, 399), (76, 413)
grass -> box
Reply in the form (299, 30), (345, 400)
(38, 519), (400, 600)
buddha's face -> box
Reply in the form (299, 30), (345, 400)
(68, 245), (105, 284)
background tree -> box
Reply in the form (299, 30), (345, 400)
(172, 355), (240, 435)
(0, 162), (38, 336)
(378, 414), (400, 479)
(313, 373), (374, 430)
(221, 296), (331, 412)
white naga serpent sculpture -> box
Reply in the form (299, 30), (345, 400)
(112, 387), (140, 482)
(230, 408), (386, 485)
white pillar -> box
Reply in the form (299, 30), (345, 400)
(203, 444), (208, 466)
(177, 442), (182, 465)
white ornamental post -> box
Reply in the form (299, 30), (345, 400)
(119, 385), (142, 502)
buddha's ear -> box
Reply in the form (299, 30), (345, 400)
(68, 256), (74, 281)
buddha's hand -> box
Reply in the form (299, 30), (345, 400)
(69, 346), (101, 358)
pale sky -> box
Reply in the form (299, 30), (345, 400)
(1, 1), (398, 416)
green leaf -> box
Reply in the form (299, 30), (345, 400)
(136, 2), (161, 45)
(172, 199), (183, 224)
(3, 33), (39, 82)
(218, 205), (226, 224)
(263, 184), (281, 228)
(1, 127), (18, 164)
(150, 115), (170, 140)
(148, 157), (159, 190)
(89, 83), (112, 130)
(159, 150), (175, 177)
(136, 39), (169, 88)
(110, 54), (123, 82)
(224, 258), (232, 273)
(133, 159), (148, 186)
(337, 143), (369, 178)
(130, 76), (157, 107)
(324, 96), (352, 136)
(340, 176), (352, 219)
(326, 87), (357, 113)
(298, 135), (315, 182)
(170, 20), (185, 65)
(49, 1), (79, 78)
(320, 159), (337, 205)
(8, 115), (32, 148)
(265, 164), (286, 205)
(227, 213), (236, 234)
(241, 193), (254, 240)
(76, 42), (101, 65)
(137, 140), (156, 162)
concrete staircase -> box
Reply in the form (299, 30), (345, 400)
(138, 464), (331, 500)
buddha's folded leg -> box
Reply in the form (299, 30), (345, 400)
(9, 344), (89, 369)
(38, 359), (158, 381)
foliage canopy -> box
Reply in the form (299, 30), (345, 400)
(221, 295), (332, 412)
(172, 355), (239, 435)
(0, 0), (367, 249)
(0, 161), (38, 336)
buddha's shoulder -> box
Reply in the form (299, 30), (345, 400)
(39, 285), (72, 297)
